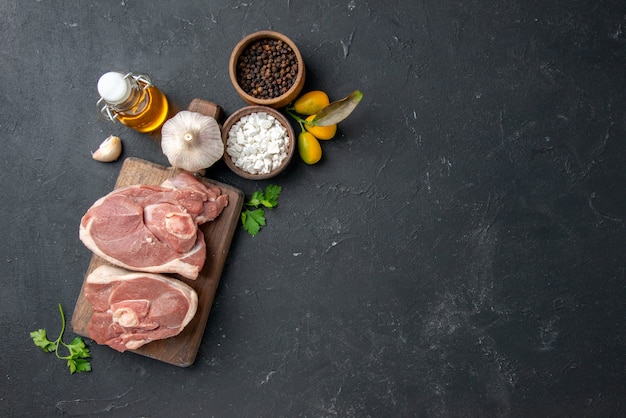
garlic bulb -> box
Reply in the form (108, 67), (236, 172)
(92, 135), (122, 162)
(161, 111), (223, 172)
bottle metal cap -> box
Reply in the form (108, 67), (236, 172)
(98, 72), (132, 105)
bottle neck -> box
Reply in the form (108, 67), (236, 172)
(107, 77), (149, 115)
(98, 73), (155, 121)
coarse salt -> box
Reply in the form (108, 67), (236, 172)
(226, 112), (290, 175)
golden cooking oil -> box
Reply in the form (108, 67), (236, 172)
(97, 72), (170, 133)
(113, 84), (169, 133)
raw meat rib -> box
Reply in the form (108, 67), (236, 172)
(85, 265), (198, 352)
(79, 173), (228, 280)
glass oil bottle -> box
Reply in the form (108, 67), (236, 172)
(97, 72), (170, 133)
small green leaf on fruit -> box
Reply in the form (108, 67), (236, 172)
(310, 90), (363, 127)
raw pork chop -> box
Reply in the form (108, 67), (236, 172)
(79, 173), (228, 280)
(85, 265), (198, 352)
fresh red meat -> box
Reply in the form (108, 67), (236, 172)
(85, 265), (198, 352)
(79, 173), (228, 280)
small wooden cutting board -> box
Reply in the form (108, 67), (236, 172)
(71, 157), (244, 367)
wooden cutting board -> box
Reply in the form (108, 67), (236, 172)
(71, 157), (244, 367)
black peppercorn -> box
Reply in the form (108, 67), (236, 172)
(236, 38), (298, 100)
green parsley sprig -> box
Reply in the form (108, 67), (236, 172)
(30, 303), (91, 374)
(241, 184), (282, 237)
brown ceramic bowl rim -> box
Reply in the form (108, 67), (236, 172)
(221, 105), (295, 180)
(229, 30), (305, 109)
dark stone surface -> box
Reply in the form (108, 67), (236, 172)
(1, 1), (625, 416)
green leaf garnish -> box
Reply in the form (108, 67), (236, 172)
(30, 304), (91, 374)
(241, 184), (282, 236)
(246, 190), (265, 207)
(30, 329), (58, 353)
(309, 90), (363, 127)
(242, 208), (266, 237)
(262, 184), (282, 207)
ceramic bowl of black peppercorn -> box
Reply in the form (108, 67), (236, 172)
(229, 31), (306, 109)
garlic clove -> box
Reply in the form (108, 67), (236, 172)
(92, 135), (123, 162)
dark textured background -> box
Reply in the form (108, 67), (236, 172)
(2, 1), (625, 416)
